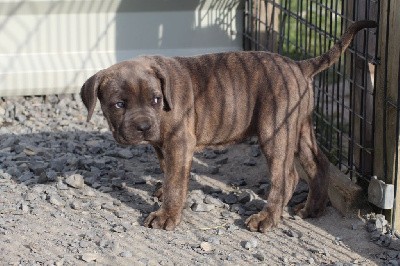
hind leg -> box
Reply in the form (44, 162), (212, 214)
(246, 135), (299, 233)
(296, 117), (329, 218)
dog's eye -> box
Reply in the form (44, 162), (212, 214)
(152, 96), (162, 105)
(115, 101), (126, 109)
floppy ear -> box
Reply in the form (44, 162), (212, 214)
(152, 65), (173, 111)
(80, 71), (103, 122)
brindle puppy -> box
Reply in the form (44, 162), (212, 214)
(81, 21), (376, 232)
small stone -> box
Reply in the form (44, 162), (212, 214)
(48, 195), (65, 206)
(375, 214), (388, 233)
(207, 237), (220, 245)
(19, 203), (29, 213)
(24, 192), (38, 201)
(389, 239), (400, 251)
(57, 182), (69, 190)
(380, 234), (392, 247)
(200, 242), (213, 252)
(120, 251), (133, 258)
(203, 150), (217, 159)
(18, 172), (34, 182)
(244, 199), (266, 211)
(250, 145), (261, 157)
(370, 231), (381, 241)
(209, 166), (219, 175)
(79, 240), (90, 248)
(238, 189), (258, 204)
(70, 201), (83, 210)
(117, 149), (134, 159)
(244, 158), (256, 166)
(220, 211), (231, 218)
(283, 229), (301, 238)
(81, 253), (97, 262)
(216, 157), (228, 165)
(232, 179), (247, 187)
(258, 183), (270, 195)
(65, 174), (84, 189)
(288, 192), (308, 207)
(227, 224), (239, 231)
(191, 203), (215, 212)
(254, 251), (266, 261)
(244, 238), (258, 249)
(388, 260), (399, 266)
(203, 195), (225, 208)
(366, 222), (377, 232)
(230, 204), (245, 215)
(102, 203), (117, 212)
(217, 229), (225, 235)
(224, 193), (238, 204)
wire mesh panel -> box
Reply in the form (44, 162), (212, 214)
(243, 0), (379, 186)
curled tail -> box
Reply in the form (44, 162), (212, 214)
(299, 20), (377, 77)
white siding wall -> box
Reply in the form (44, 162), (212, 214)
(0, 0), (243, 96)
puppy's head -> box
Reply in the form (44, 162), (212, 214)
(80, 59), (173, 145)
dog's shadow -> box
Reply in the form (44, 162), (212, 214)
(0, 129), (307, 229)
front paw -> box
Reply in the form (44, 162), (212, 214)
(245, 211), (279, 233)
(144, 209), (180, 231)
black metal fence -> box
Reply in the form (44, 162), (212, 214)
(243, 0), (400, 229)
(243, 0), (378, 184)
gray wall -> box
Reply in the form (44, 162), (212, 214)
(0, 0), (243, 96)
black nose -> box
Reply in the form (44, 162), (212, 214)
(136, 122), (151, 132)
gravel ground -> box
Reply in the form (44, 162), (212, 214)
(0, 95), (399, 265)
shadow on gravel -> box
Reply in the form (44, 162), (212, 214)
(0, 129), (384, 264)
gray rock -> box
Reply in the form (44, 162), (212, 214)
(224, 193), (238, 204)
(203, 195), (225, 208)
(65, 174), (84, 189)
(258, 183), (271, 196)
(366, 222), (377, 232)
(244, 199), (266, 211)
(230, 204), (245, 215)
(191, 203), (215, 212)
(18, 172), (34, 182)
(283, 229), (301, 238)
(254, 251), (266, 261)
(70, 201), (83, 210)
(215, 157), (228, 165)
(203, 150), (217, 159)
(238, 189), (258, 204)
(116, 149), (134, 159)
(389, 239), (400, 251)
(48, 195), (65, 206)
(200, 241), (213, 252)
(24, 192), (38, 201)
(250, 145), (261, 157)
(243, 157), (256, 166)
(230, 179), (247, 187)
(244, 238), (258, 249)
(209, 166), (220, 175)
(370, 231), (381, 241)
(57, 182), (69, 190)
(120, 251), (133, 258)
(288, 192), (308, 207)
(375, 214), (388, 233)
(81, 253), (97, 262)
(79, 240), (90, 248)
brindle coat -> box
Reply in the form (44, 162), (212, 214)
(81, 21), (376, 232)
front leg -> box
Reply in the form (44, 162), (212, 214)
(144, 138), (195, 230)
(153, 146), (165, 201)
